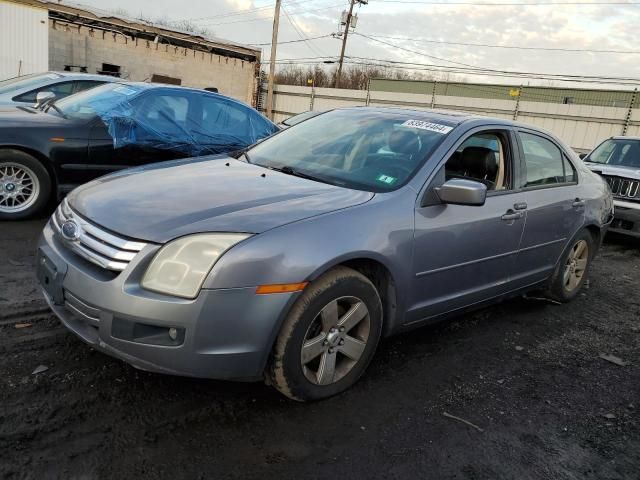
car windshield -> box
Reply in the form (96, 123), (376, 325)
(248, 109), (453, 192)
(282, 110), (323, 127)
(53, 83), (144, 120)
(586, 138), (640, 168)
(0, 72), (63, 95)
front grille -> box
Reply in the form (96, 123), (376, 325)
(52, 199), (148, 272)
(601, 175), (640, 201)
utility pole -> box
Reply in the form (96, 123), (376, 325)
(266, 0), (282, 120)
(335, 0), (355, 89)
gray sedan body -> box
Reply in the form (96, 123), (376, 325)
(36, 107), (613, 394)
(0, 72), (117, 107)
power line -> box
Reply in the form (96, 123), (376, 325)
(269, 55), (640, 86)
(248, 34), (333, 46)
(359, 34), (640, 55)
(194, 2), (345, 27)
(369, 0), (640, 5)
(353, 32), (488, 69)
(282, 4), (327, 57)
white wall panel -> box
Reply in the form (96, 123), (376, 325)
(270, 84), (635, 151)
(0, 1), (48, 80)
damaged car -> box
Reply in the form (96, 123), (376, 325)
(0, 82), (278, 219)
(36, 107), (613, 401)
(581, 136), (640, 237)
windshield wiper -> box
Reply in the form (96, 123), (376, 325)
(268, 165), (333, 185)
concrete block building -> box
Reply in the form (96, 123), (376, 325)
(1, 0), (262, 105)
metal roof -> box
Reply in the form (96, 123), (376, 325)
(9, 0), (261, 61)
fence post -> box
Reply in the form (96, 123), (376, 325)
(622, 88), (638, 135)
(310, 82), (315, 111)
(365, 77), (371, 106)
(513, 85), (524, 121)
(430, 80), (437, 109)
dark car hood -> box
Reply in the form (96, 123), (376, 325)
(68, 157), (374, 243)
(584, 162), (640, 181)
(0, 107), (71, 128)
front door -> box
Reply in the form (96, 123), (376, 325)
(509, 130), (585, 288)
(408, 128), (526, 324)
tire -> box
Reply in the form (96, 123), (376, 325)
(268, 266), (383, 401)
(546, 229), (595, 303)
(0, 150), (51, 220)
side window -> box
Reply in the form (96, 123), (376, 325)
(72, 80), (105, 94)
(563, 156), (577, 183)
(201, 96), (251, 137)
(131, 93), (191, 137)
(13, 81), (75, 102)
(444, 131), (511, 191)
(519, 132), (570, 187)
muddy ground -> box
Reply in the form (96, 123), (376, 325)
(0, 215), (638, 480)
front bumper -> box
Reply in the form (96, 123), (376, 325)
(37, 221), (297, 381)
(609, 199), (640, 238)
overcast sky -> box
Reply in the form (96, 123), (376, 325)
(62, 0), (640, 88)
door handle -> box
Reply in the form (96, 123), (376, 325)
(501, 210), (523, 221)
(513, 202), (528, 211)
(572, 198), (585, 208)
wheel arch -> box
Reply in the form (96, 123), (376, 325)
(0, 145), (57, 197)
(307, 253), (401, 337)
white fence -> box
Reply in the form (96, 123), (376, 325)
(270, 84), (640, 153)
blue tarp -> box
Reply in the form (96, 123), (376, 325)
(81, 84), (277, 156)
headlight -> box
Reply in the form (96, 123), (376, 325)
(141, 233), (250, 298)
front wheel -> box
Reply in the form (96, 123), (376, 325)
(547, 229), (594, 302)
(0, 150), (51, 220)
(268, 266), (383, 401)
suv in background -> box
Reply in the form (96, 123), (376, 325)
(582, 136), (640, 237)
(0, 72), (118, 107)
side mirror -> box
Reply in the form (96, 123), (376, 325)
(35, 91), (56, 108)
(578, 153), (588, 160)
(435, 178), (487, 206)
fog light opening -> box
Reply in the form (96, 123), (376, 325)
(168, 327), (178, 341)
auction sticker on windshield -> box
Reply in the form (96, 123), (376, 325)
(376, 174), (397, 185)
(401, 120), (453, 134)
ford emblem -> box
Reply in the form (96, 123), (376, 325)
(61, 220), (81, 241)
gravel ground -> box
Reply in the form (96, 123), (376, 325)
(1, 216), (638, 480)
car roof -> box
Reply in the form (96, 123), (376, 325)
(51, 71), (121, 82)
(329, 106), (522, 128)
(108, 80), (260, 112)
(611, 136), (640, 141)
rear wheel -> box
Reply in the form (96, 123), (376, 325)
(268, 267), (383, 401)
(547, 229), (594, 302)
(0, 150), (51, 220)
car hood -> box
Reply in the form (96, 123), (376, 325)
(67, 157), (374, 243)
(584, 162), (640, 181)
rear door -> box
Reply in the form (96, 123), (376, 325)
(510, 129), (584, 288)
(408, 127), (526, 323)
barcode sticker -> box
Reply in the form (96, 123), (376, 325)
(401, 120), (453, 134)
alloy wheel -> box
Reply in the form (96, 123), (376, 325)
(0, 162), (40, 213)
(563, 239), (589, 292)
(300, 296), (370, 386)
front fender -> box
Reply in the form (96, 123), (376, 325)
(203, 188), (417, 331)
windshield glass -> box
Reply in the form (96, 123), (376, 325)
(54, 83), (143, 120)
(249, 109), (453, 192)
(586, 138), (640, 168)
(0, 73), (62, 95)
(283, 110), (322, 127)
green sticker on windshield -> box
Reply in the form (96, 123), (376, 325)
(376, 174), (397, 185)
